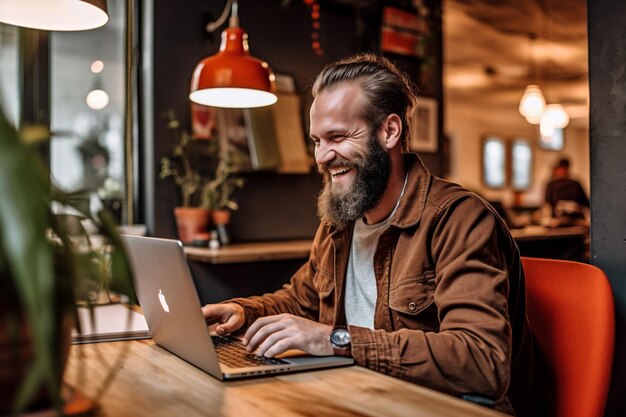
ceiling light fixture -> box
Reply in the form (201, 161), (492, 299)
(86, 60), (109, 110)
(189, 0), (277, 109)
(519, 84), (546, 124)
(542, 104), (570, 129)
(0, 0), (109, 31)
(519, 33), (545, 124)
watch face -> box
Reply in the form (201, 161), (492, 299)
(331, 328), (351, 347)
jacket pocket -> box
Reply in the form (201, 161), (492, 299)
(315, 269), (335, 325)
(389, 272), (436, 316)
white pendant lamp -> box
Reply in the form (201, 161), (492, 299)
(519, 84), (546, 125)
(85, 60), (109, 110)
(0, 0), (109, 31)
(543, 104), (570, 128)
(539, 112), (555, 137)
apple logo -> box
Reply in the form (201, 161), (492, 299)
(158, 289), (170, 313)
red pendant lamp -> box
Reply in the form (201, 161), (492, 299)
(189, 0), (277, 109)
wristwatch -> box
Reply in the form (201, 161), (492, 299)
(330, 327), (352, 357)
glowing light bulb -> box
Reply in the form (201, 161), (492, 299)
(86, 89), (109, 110)
(519, 85), (546, 125)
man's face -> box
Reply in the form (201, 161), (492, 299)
(309, 83), (391, 227)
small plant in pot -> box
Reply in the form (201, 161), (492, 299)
(159, 109), (243, 245)
(0, 109), (137, 414)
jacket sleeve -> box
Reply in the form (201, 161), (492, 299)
(225, 228), (325, 329)
(349, 195), (514, 401)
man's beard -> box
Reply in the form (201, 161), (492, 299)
(316, 134), (391, 228)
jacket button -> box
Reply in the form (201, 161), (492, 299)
(408, 301), (417, 311)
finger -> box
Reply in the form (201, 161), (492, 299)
(243, 314), (285, 345)
(216, 313), (242, 335)
(257, 329), (294, 357)
(245, 320), (289, 352)
(201, 304), (226, 323)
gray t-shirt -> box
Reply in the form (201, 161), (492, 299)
(345, 216), (392, 329)
(345, 174), (408, 329)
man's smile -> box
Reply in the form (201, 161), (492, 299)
(330, 166), (353, 180)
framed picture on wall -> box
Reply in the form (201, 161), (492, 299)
(191, 103), (217, 140)
(410, 97), (438, 153)
(482, 136), (506, 188)
(216, 108), (281, 172)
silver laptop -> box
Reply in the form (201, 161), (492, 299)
(121, 235), (353, 380)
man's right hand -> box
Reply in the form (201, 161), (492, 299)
(201, 303), (246, 336)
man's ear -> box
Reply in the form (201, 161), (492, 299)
(379, 113), (403, 150)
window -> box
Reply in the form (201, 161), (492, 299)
(539, 127), (564, 151)
(512, 139), (532, 190)
(50, 0), (127, 222)
(483, 136), (506, 188)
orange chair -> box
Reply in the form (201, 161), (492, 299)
(522, 257), (615, 417)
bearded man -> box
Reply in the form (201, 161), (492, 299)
(202, 53), (533, 416)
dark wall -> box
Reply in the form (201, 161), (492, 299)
(144, 0), (443, 241)
(588, 1), (626, 416)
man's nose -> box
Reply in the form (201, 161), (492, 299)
(315, 140), (335, 166)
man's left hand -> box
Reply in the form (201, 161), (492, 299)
(243, 314), (333, 357)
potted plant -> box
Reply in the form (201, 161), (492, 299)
(159, 109), (243, 244)
(0, 108), (137, 414)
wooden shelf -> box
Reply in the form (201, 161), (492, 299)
(184, 239), (312, 264)
(183, 226), (588, 265)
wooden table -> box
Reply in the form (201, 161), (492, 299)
(64, 340), (507, 417)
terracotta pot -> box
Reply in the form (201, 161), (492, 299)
(173, 207), (211, 244)
(212, 209), (231, 226)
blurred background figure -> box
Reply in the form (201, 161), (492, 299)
(544, 157), (590, 226)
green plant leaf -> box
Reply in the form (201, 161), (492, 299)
(0, 110), (60, 412)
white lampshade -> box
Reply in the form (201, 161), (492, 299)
(0, 0), (109, 31)
(543, 104), (570, 128)
(519, 84), (546, 124)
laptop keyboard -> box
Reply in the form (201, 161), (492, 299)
(212, 334), (288, 368)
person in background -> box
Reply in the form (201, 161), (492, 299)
(544, 157), (590, 223)
(202, 53), (533, 416)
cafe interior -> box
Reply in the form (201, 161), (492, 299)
(0, 0), (625, 416)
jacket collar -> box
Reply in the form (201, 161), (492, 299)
(388, 153), (431, 229)
(324, 153), (431, 236)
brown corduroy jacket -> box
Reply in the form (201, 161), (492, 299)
(229, 154), (533, 416)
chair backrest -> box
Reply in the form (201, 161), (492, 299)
(522, 257), (615, 417)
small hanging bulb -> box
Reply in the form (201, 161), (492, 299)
(91, 60), (104, 74)
(519, 84), (546, 124)
(543, 104), (570, 128)
(540, 112), (556, 137)
(86, 62), (109, 110)
(86, 89), (109, 110)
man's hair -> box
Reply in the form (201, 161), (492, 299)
(311, 53), (418, 153)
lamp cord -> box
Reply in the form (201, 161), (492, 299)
(206, 0), (235, 33)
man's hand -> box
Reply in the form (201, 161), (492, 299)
(243, 314), (333, 357)
(201, 303), (245, 336)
